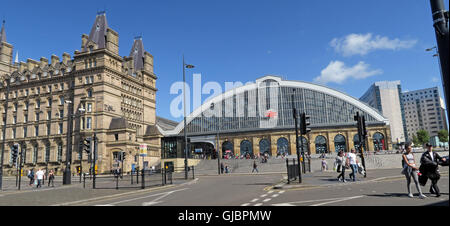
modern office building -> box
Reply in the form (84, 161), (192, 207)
(360, 81), (407, 144)
(0, 13), (160, 176)
(401, 87), (448, 139)
(157, 76), (392, 169)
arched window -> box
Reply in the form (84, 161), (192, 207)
(373, 132), (385, 151)
(334, 134), (347, 152)
(315, 135), (327, 154)
(259, 139), (271, 156)
(297, 136), (309, 153)
(277, 137), (289, 155)
(240, 140), (252, 157)
(222, 141), (234, 157)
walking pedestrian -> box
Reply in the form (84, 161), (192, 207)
(47, 169), (55, 187)
(252, 160), (259, 173)
(347, 149), (358, 181)
(402, 142), (426, 198)
(321, 158), (328, 171)
(420, 143), (446, 197)
(35, 168), (45, 188)
(28, 169), (35, 187)
(336, 151), (346, 182)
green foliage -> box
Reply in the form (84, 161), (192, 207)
(416, 130), (430, 145)
(412, 134), (419, 146)
(438, 130), (449, 143)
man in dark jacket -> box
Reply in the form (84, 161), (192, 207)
(420, 143), (446, 197)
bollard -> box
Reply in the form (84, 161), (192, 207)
(116, 174), (119, 190)
(286, 159), (290, 184)
(83, 173), (86, 189)
(192, 166), (195, 179)
(136, 169), (139, 184)
(141, 169), (145, 189)
(131, 171), (133, 185)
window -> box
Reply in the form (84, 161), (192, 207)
(87, 103), (92, 112)
(23, 127), (27, 138)
(13, 115), (16, 124)
(37, 87), (40, 95)
(48, 85), (52, 93)
(36, 99), (41, 108)
(57, 144), (63, 162)
(59, 123), (63, 134)
(24, 114), (28, 123)
(60, 83), (64, 91)
(25, 89), (29, 96)
(86, 117), (92, 129)
(59, 110), (64, 118)
(47, 124), (51, 135)
(35, 112), (40, 121)
(12, 128), (16, 139)
(13, 103), (17, 111)
(45, 143), (50, 163)
(87, 89), (93, 97)
(35, 125), (39, 136)
(85, 76), (89, 84)
(81, 117), (85, 129)
(48, 98), (52, 107)
(24, 101), (29, 110)
(115, 133), (119, 141)
(33, 145), (38, 164)
(59, 96), (64, 105)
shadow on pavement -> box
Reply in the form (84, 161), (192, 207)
(425, 200), (449, 206)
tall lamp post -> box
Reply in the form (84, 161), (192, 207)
(429, 0), (449, 130)
(183, 55), (195, 180)
(0, 76), (12, 190)
(63, 80), (75, 185)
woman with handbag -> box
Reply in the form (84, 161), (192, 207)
(336, 151), (346, 182)
(402, 142), (426, 199)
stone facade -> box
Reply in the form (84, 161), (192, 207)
(0, 13), (160, 176)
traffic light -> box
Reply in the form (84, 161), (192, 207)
(11, 144), (19, 165)
(361, 115), (367, 137)
(83, 138), (92, 154)
(300, 113), (311, 135)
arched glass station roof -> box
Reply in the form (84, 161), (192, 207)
(159, 76), (389, 136)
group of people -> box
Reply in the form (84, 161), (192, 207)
(334, 149), (361, 182)
(27, 168), (55, 188)
(220, 163), (231, 174)
(401, 142), (446, 198)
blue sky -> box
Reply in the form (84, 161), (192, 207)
(1, 0), (447, 122)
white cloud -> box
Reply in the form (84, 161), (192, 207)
(313, 61), (382, 84)
(431, 77), (440, 83)
(330, 33), (417, 57)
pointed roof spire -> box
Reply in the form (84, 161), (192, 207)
(14, 51), (19, 64)
(84, 12), (108, 51)
(129, 36), (145, 71)
(0, 20), (6, 43)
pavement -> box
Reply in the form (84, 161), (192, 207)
(271, 167), (449, 190)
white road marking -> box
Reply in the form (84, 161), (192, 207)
(250, 198), (259, 202)
(142, 201), (162, 206)
(263, 198), (271, 202)
(254, 203), (263, 206)
(272, 194), (279, 198)
(310, 196), (364, 206)
(272, 196), (364, 206)
(241, 203), (251, 206)
(268, 191), (274, 194)
(261, 194), (268, 197)
(278, 191), (285, 194)
(103, 188), (188, 206)
(94, 204), (114, 206)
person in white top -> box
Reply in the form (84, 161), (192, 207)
(346, 149), (358, 182)
(35, 168), (45, 188)
(402, 142), (426, 199)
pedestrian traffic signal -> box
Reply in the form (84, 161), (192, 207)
(11, 144), (19, 165)
(83, 138), (91, 154)
(300, 113), (311, 135)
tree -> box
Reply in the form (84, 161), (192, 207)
(437, 130), (449, 143)
(416, 130), (430, 145)
(412, 134), (419, 147)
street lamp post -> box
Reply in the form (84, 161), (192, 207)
(183, 55), (195, 180)
(63, 80), (75, 185)
(0, 76), (11, 190)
